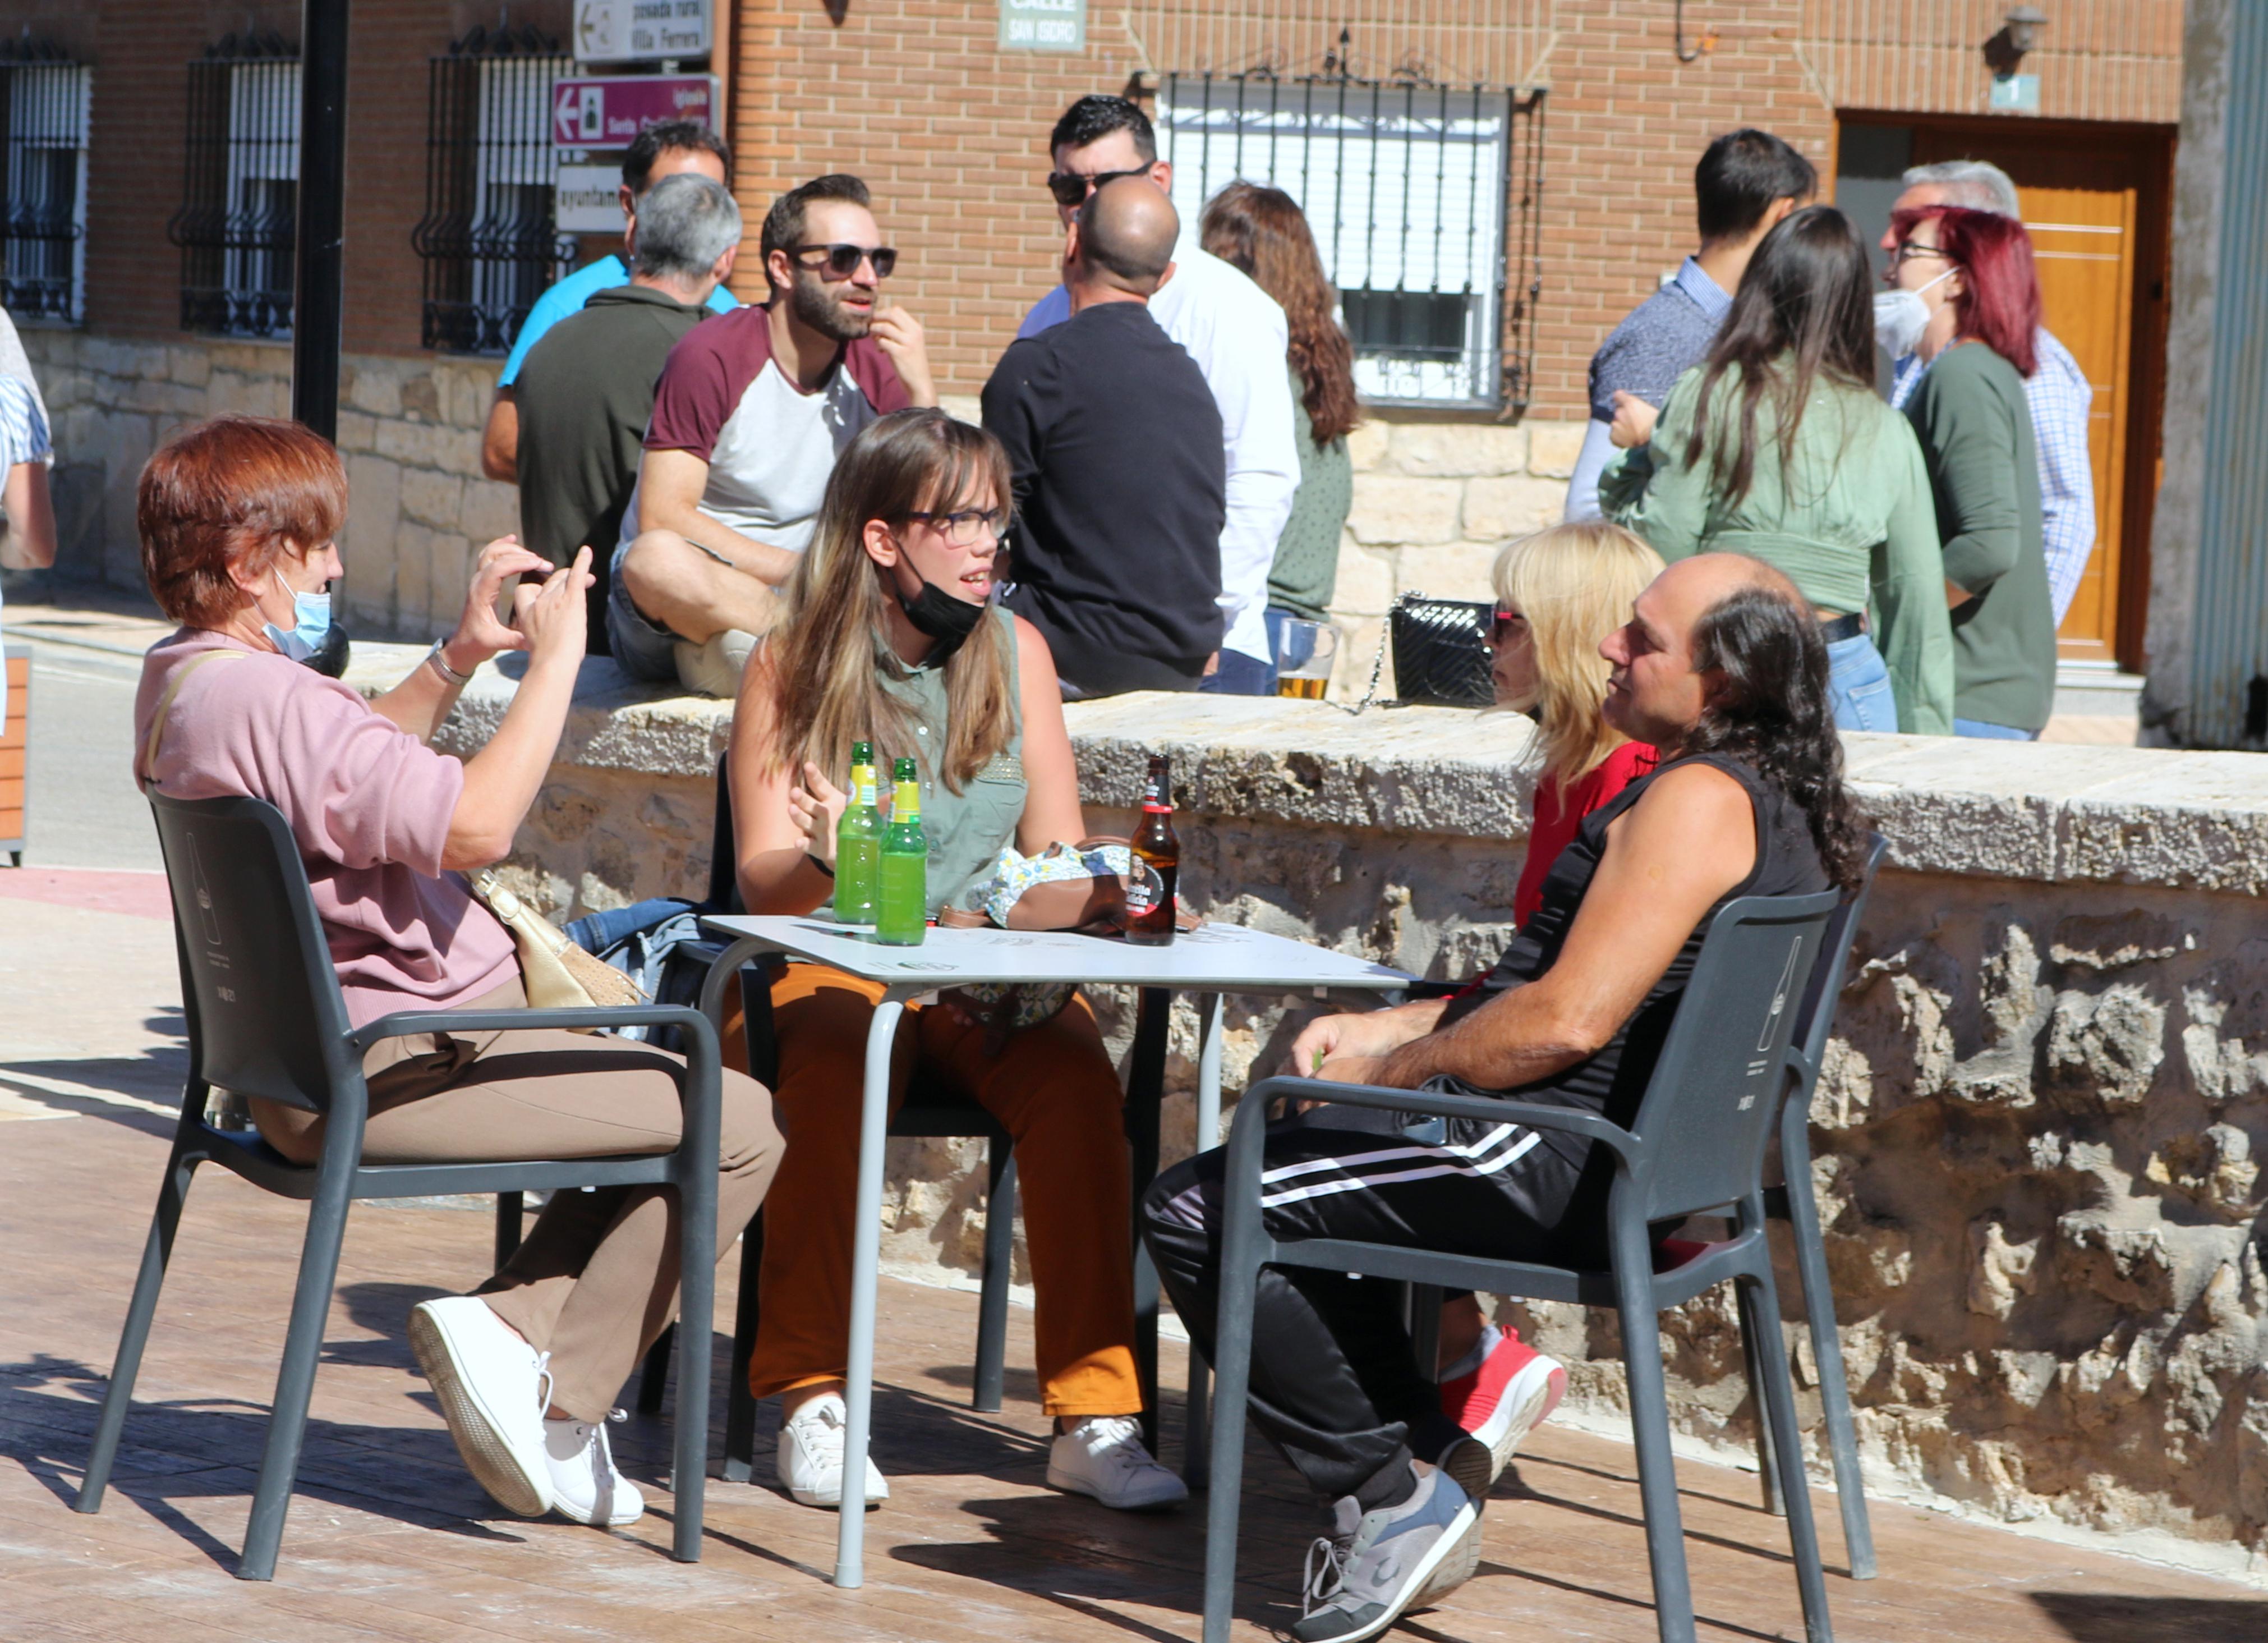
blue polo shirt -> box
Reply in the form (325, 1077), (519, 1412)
(499, 256), (738, 386)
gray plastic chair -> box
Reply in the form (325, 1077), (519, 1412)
(627, 752), (1019, 1484)
(74, 792), (724, 1578)
(1200, 889), (1843, 1643)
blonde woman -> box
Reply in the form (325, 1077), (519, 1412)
(728, 407), (1185, 1513)
(1493, 521), (1669, 924)
(1430, 520), (1666, 1483)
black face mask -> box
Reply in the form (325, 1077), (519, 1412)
(898, 576), (987, 655)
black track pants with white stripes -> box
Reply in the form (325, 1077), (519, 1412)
(1142, 1103), (1592, 1504)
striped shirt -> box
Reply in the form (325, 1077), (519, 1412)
(0, 373), (51, 722)
(1892, 328), (2095, 624)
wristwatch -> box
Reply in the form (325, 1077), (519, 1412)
(426, 638), (474, 687)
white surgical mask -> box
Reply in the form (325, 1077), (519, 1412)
(1873, 268), (1954, 360)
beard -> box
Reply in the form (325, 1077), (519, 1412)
(789, 271), (871, 342)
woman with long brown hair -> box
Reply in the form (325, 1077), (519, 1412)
(1200, 182), (1359, 687)
(728, 407), (1185, 1514)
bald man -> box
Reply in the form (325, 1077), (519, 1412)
(1142, 553), (1853, 1643)
(983, 176), (1227, 697)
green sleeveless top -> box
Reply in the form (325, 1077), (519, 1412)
(859, 606), (1027, 917)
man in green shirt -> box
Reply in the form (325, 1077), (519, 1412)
(514, 174), (741, 650)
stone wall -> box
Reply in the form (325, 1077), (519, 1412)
(22, 329), (516, 640)
(346, 644), (2268, 1574)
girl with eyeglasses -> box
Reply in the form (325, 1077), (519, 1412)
(726, 408), (1188, 1515)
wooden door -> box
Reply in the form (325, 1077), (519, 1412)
(1907, 125), (2173, 670)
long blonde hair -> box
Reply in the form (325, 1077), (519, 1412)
(1492, 521), (1665, 790)
(761, 410), (1016, 791)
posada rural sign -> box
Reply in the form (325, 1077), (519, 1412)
(552, 75), (719, 149)
(573, 0), (712, 62)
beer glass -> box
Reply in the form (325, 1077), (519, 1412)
(1275, 618), (1338, 700)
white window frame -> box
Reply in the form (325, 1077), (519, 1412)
(1158, 76), (1513, 408)
(222, 58), (301, 338)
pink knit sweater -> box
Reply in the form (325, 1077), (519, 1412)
(135, 630), (517, 1026)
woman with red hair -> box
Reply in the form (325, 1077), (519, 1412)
(1889, 203), (2056, 739)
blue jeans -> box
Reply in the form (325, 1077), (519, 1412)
(1825, 633), (1899, 733)
(1954, 718), (2041, 741)
(606, 539), (682, 683)
(1198, 607), (1299, 696)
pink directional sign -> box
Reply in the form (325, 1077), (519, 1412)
(551, 75), (717, 149)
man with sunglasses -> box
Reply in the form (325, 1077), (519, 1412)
(611, 173), (936, 695)
(1017, 95), (1298, 696)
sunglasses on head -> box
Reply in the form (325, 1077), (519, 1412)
(1043, 165), (1152, 208)
(789, 242), (897, 279)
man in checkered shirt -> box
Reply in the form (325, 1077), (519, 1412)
(1882, 159), (2097, 626)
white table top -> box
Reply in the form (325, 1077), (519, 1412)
(699, 915), (1412, 993)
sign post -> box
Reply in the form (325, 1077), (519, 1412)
(998, 0), (1084, 53)
(551, 74), (719, 148)
(574, 0), (712, 63)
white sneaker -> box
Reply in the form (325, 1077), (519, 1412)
(407, 1297), (554, 1518)
(1046, 1415), (1190, 1511)
(776, 1393), (889, 1509)
(672, 628), (756, 697)
(545, 1412), (644, 1527)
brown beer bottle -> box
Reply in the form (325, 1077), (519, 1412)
(1125, 754), (1179, 946)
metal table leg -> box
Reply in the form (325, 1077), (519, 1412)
(1184, 992), (1224, 1487)
(1126, 987), (1169, 1455)
(836, 992), (909, 1589)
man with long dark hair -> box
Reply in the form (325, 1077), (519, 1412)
(1142, 553), (1862, 1643)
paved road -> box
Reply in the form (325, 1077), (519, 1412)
(15, 638), (161, 872)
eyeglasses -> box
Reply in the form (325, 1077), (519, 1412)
(907, 507), (1008, 547)
(1044, 166), (1151, 208)
(1488, 608), (1526, 643)
(1892, 241), (1951, 265)
(789, 242), (897, 279)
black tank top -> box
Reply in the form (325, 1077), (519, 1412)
(1452, 752), (1830, 1156)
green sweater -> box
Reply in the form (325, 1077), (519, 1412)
(1905, 342), (2055, 733)
(1267, 369), (1352, 621)
(1600, 362), (1956, 736)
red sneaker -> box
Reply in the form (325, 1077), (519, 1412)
(1439, 1331), (1565, 1487)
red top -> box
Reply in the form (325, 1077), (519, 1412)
(1512, 740), (1660, 926)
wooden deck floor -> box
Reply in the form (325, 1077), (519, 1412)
(1, 1103), (2260, 1643)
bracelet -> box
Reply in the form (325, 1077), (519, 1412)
(805, 850), (835, 878)
(426, 639), (474, 687)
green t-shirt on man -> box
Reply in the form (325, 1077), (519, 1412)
(514, 282), (711, 577)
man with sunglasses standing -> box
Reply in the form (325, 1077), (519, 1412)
(1018, 95), (1298, 696)
(612, 173), (937, 695)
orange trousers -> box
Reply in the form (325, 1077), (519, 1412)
(739, 962), (1142, 1418)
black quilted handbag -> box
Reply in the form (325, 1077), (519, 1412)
(1387, 593), (1494, 708)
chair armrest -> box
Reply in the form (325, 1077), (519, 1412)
(348, 1004), (716, 1050)
(1237, 1074), (1640, 1164)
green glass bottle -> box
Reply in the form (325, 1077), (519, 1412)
(875, 756), (928, 946)
(834, 740), (881, 926)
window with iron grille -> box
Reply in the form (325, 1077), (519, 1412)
(414, 24), (574, 356)
(0, 40), (90, 326)
(1157, 74), (1545, 414)
(169, 31), (300, 338)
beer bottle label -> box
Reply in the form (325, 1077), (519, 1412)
(1124, 858), (1167, 916)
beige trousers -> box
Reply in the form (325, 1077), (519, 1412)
(251, 979), (781, 1421)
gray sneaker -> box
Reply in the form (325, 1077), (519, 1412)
(1291, 1463), (1482, 1643)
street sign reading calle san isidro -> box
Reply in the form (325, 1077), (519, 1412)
(999, 0), (1084, 52)
(575, 0), (711, 63)
(553, 75), (719, 148)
